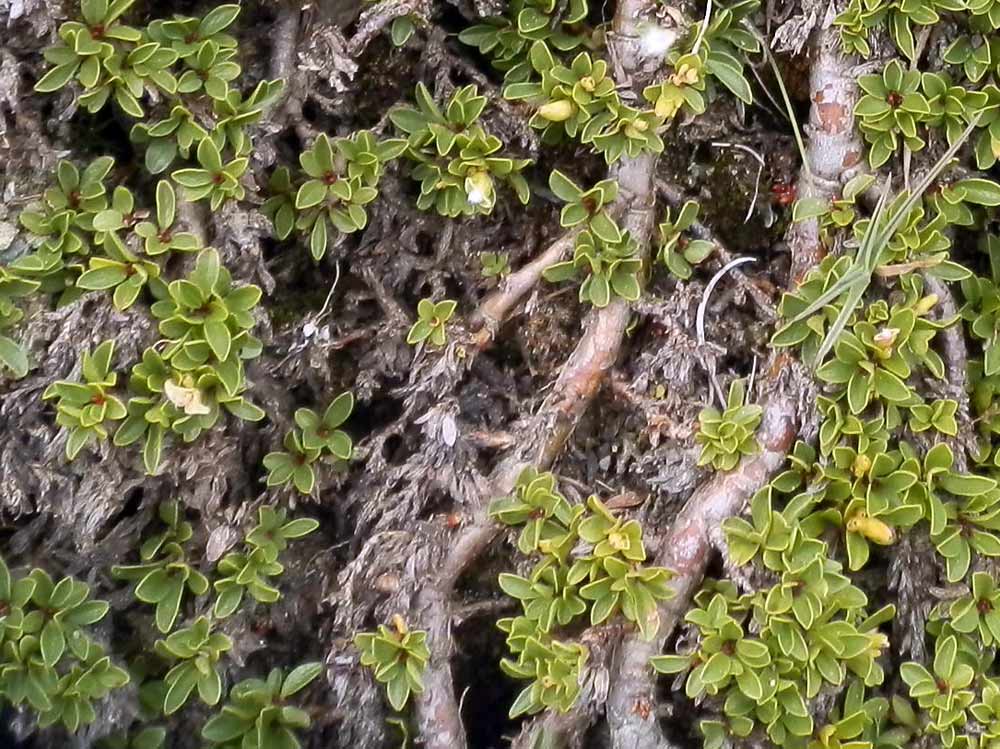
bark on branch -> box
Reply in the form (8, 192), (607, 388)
(605, 388), (798, 749)
(412, 154), (658, 749)
(786, 27), (863, 283)
(454, 1), (668, 745)
(468, 228), (581, 349)
(348, 0), (427, 56)
(268, 4), (301, 118)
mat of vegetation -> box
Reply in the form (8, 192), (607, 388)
(3, 0), (1000, 748)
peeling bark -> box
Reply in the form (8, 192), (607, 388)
(786, 27), (863, 283)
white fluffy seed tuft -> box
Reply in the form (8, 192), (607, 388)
(640, 25), (678, 57)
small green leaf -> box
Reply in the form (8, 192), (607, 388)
(281, 662), (323, 698)
(549, 170), (582, 203)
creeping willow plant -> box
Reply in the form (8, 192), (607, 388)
(0, 555), (127, 732)
(407, 299), (458, 346)
(22, 0), (1000, 744)
(544, 170), (646, 306)
(547, 169), (619, 230)
(155, 616), (232, 714)
(171, 137), (247, 210)
(355, 616), (429, 711)
(112, 501), (209, 633)
(150, 248), (262, 380)
(0, 268), (37, 377)
(392, 83), (531, 216)
(201, 663), (324, 749)
(658, 200), (715, 279)
(544, 227), (643, 308)
(490, 469), (674, 716)
(656, 473), (895, 745)
(264, 393), (355, 495)
(43, 340), (127, 460)
(214, 506), (319, 618)
(854, 60), (930, 168)
(696, 379), (762, 471)
(265, 130), (406, 260)
(459, 0), (590, 84)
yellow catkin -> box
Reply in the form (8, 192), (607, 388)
(846, 512), (895, 545)
(537, 100), (575, 122)
(391, 614), (408, 636)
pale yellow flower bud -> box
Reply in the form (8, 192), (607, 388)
(914, 294), (939, 315)
(538, 99), (576, 122)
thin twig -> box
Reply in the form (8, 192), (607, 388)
(696, 257), (758, 346)
(412, 195), (656, 749)
(691, 0), (714, 55)
(468, 228), (581, 348)
(697, 256), (757, 407)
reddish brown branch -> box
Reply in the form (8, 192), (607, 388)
(468, 229), (580, 348)
(595, 38), (848, 743)
(605, 387), (798, 749)
(413, 158), (657, 749)
(786, 27), (863, 284)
